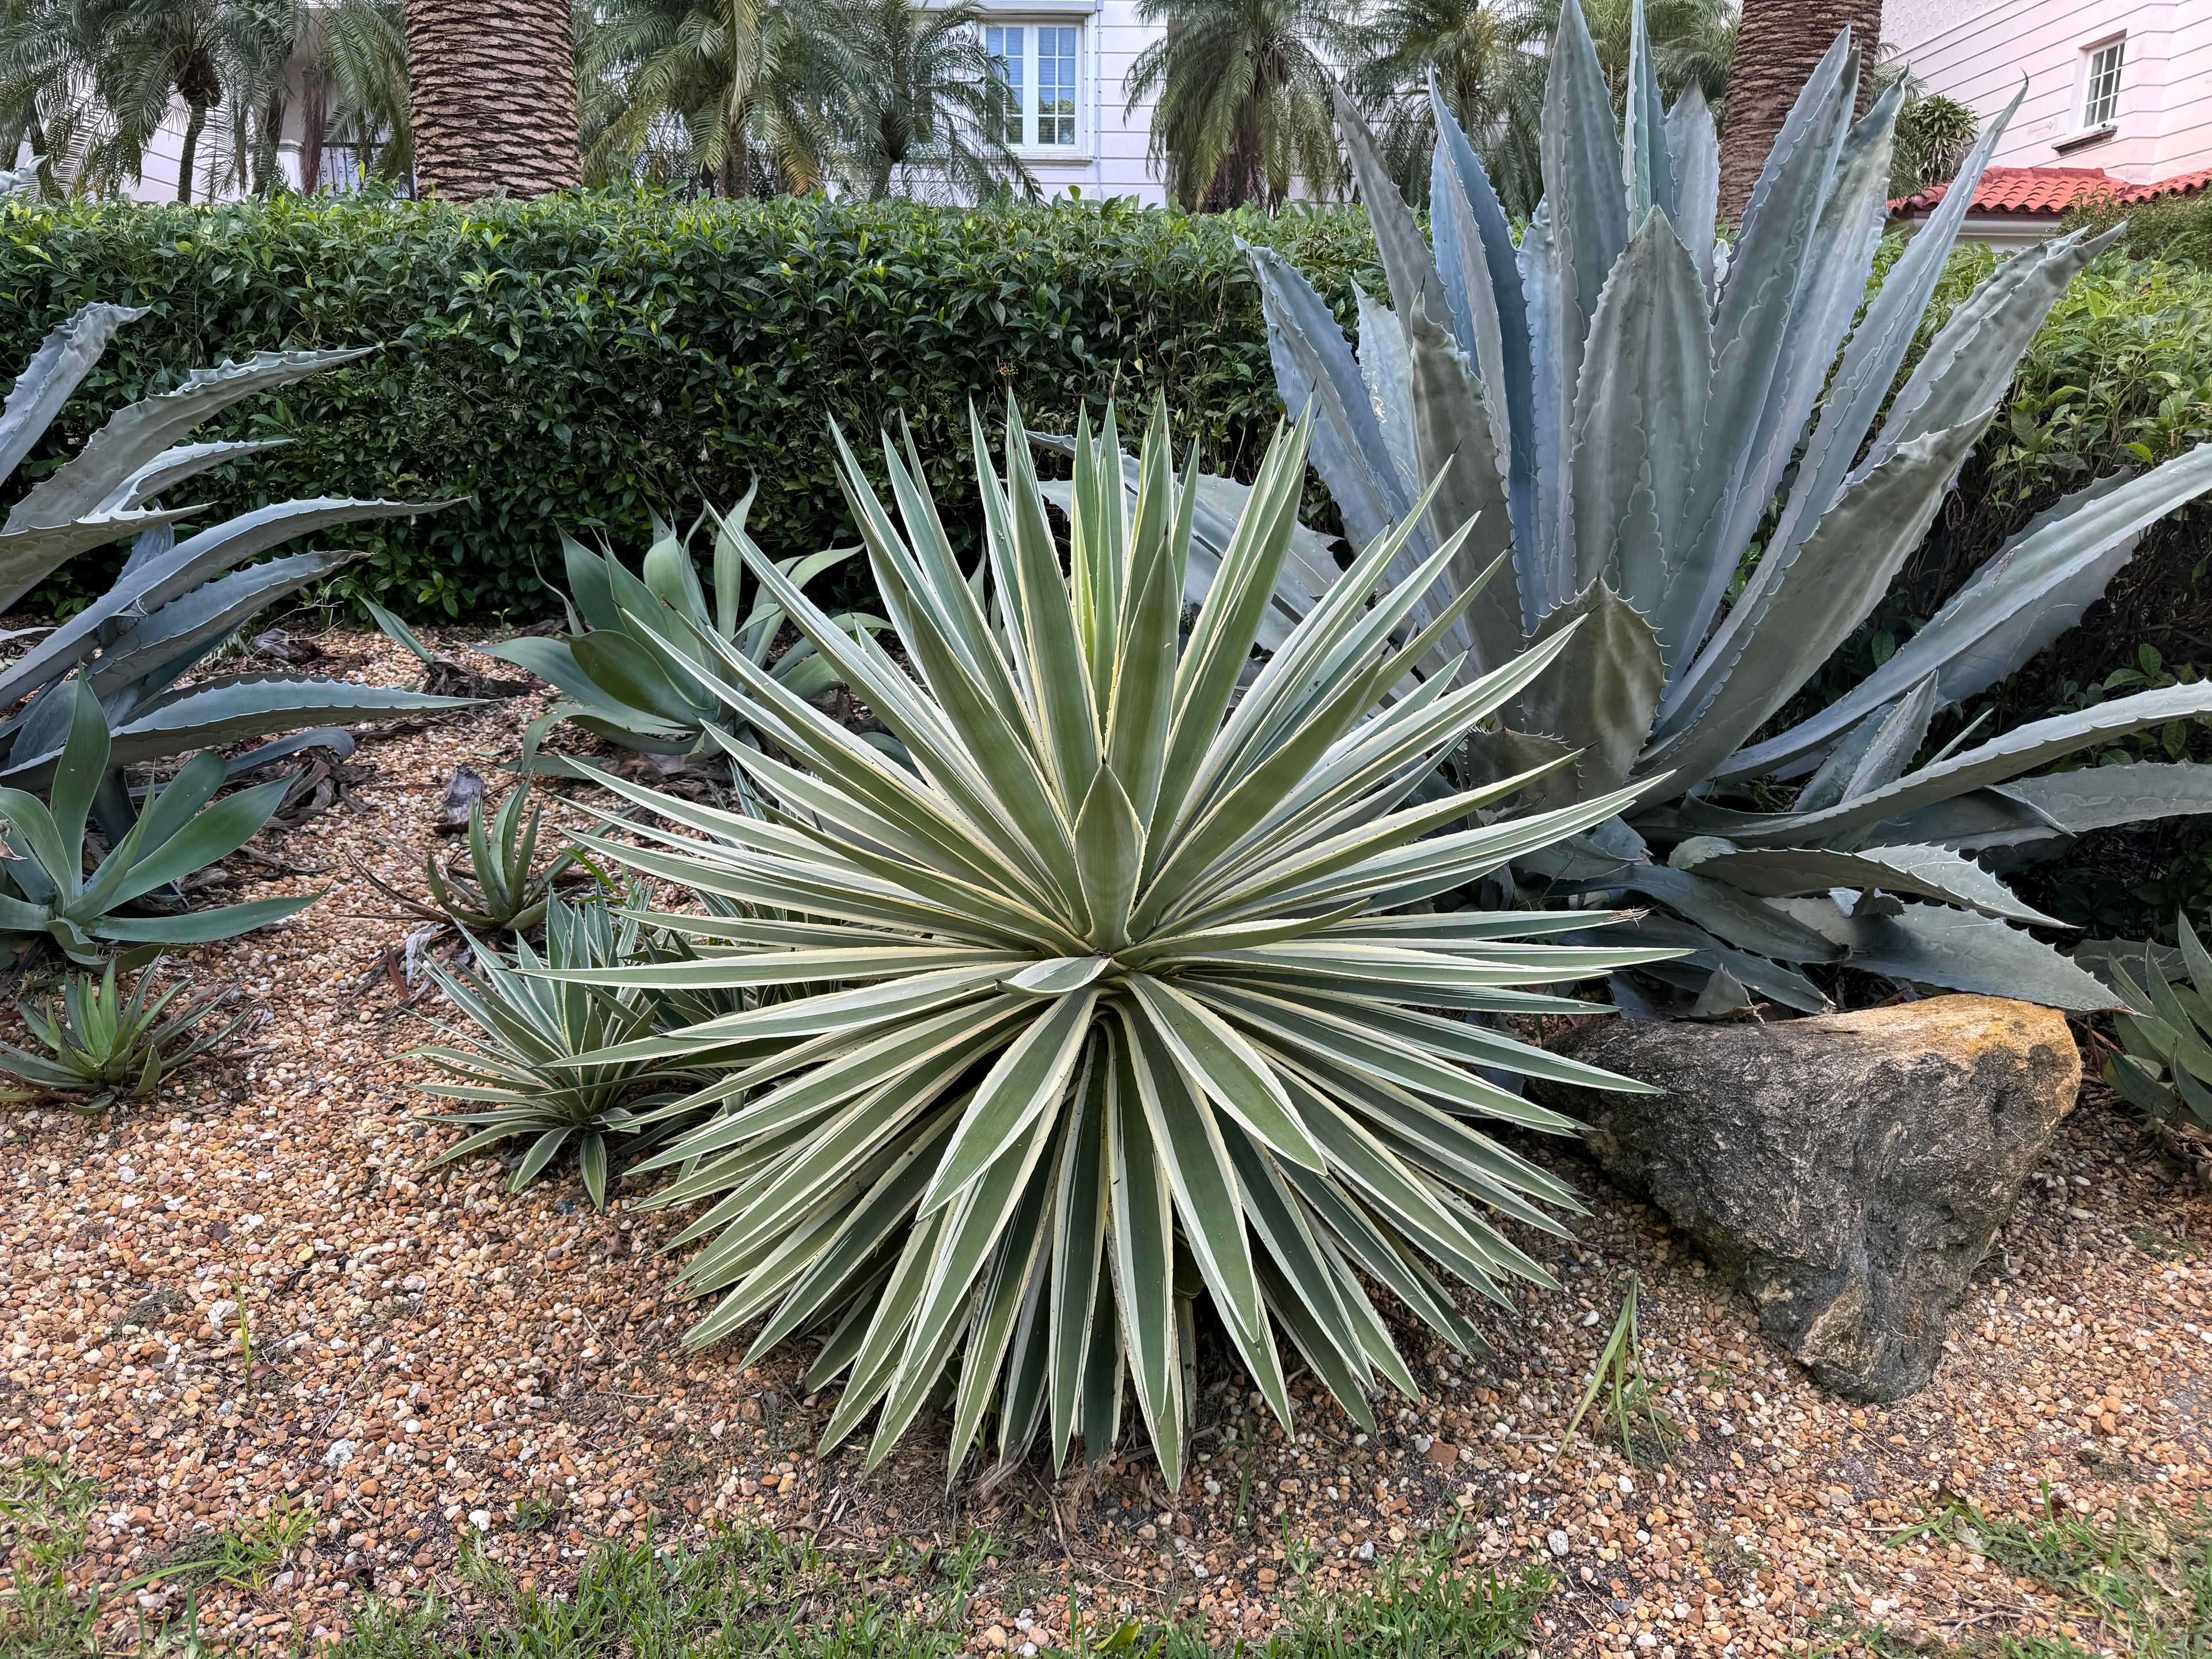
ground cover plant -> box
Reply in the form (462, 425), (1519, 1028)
(1243, 0), (2212, 1014)
(471, 397), (1676, 1489)
(332, 1521), (1554, 1658)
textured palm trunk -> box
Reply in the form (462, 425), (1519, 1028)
(300, 77), (326, 195)
(404, 0), (581, 199)
(1717, 0), (1883, 221)
(176, 100), (209, 203)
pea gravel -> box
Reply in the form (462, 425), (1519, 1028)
(3, 631), (2209, 1656)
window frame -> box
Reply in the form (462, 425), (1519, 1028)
(980, 17), (1088, 157)
(2080, 35), (2125, 132)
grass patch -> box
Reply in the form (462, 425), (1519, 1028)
(1878, 1494), (2212, 1657)
(336, 1520), (1552, 1657)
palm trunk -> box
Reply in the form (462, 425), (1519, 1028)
(1717, 0), (1883, 221)
(300, 77), (325, 195)
(176, 99), (209, 203)
(404, 0), (581, 199)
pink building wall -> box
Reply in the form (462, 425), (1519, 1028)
(1883, 0), (2212, 184)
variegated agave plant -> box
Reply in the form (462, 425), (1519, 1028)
(1240, 0), (2212, 1016)
(533, 402), (1675, 1483)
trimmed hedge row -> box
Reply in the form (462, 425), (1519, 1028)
(0, 192), (1382, 619)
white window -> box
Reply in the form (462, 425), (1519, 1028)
(983, 22), (1082, 150)
(2082, 37), (2124, 129)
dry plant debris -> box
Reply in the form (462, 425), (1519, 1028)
(0, 632), (2208, 1656)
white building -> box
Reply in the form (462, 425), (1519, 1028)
(20, 2), (1181, 205)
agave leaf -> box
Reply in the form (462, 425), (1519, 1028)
(1677, 79), (1902, 663)
(1429, 84), (1536, 565)
(1771, 896), (2118, 1010)
(0, 304), (147, 486)
(1592, 861), (1844, 962)
(1662, 32), (1856, 675)
(93, 438), (293, 516)
(1404, 296), (1518, 676)
(88, 548), (365, 704)
(4, 347), (374, 542)
(0, 509), (200, 611)
(0, 677), (475, 790)
(1671, 838), (2062, 926)
(92, 891), (321, 945)
(1664, 85), (1719, 291)
(1728, 450), (2212, 779)
(1728, 681), (2212, 848)
(1509, 581), (1662, 797)
(1997, 762), (2212, 836)
(1539, 0), (1629, 503)
(1622, 0), (1672, 221)
(1835, 675), (1940, 804)
(1878, 225), (2127, 469)
(1246, 244), (1414, 564)
(1331, 85), (1452, 340)
(1566, 210), (1710, 662)
(1636, 418), (1987, 796)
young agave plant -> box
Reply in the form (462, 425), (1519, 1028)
(2103, 916), (2212, 1132)
(537, 401), (1676, 1485)
(0, 957), (244, 1113)
(1243, 0), (2212, 1014)
(355, 773), (598, 936)
(0, 683), (324, 966)
(484, 489), (876, 768)
(414, 897), (714, 1209)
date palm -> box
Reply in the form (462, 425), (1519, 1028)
(403, 0), (580, 198)
(1719, 0), (1879, 217)
(1343, 0), (1543, 213)
(1125, 0), (1344, 210)
(299, 0), (411, 191)
(824, 0), (1032, 202)
(579, 0), (839, 192)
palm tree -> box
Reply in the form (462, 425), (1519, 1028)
(1124, 0), (1343, 211)
(579, 0), (840, 194)
(1718, 0), (1880, 218)
(403, 0), (580, 198)
(300, 0), (411, 192)
(1350, 0), (1730, 218)
(1343, 0), (1543, 212)
(824, 0), (1032, 202)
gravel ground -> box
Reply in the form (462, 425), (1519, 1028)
(3, 630), (2210, 1657)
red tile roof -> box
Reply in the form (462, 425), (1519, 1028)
(1890, 164), (2212, 219)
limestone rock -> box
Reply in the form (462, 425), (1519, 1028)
(1531, 995), (2079, 1401)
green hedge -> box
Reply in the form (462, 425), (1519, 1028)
(0, 192), (1382, 619)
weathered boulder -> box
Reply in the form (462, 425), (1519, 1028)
(1528, 995), (2079, 1402)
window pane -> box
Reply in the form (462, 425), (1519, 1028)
(1039, 27), (1077, 146)
(2085, 40), (2123, 127)
(986, 26), (1024, 146)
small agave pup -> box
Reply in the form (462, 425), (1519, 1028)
(1241, 0), (2212, 1014)
(533, 401), (1679, 1485)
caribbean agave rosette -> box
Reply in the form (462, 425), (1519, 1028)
(543, 402), (1676, 1484)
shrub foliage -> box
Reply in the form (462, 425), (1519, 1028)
(0, 191), (1378, 619)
